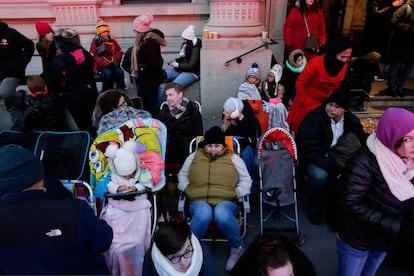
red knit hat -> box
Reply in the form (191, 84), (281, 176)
(35, 22), (53, 37)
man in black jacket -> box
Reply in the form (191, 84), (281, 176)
(0, 145), (113, 275)
(0, 21), (34, 130)
(297, 85), (366, 225)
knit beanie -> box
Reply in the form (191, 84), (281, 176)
(326, 85), (351, 110)
(96, 19), (110, 35)
(246, 62), (260, 79)
(35, 22), (53, 38)
(201, 126), (225, 146)
(0, 145), (45, 193)
(114, 148), (137, 176)
(376, 108), (414, 154)
(223, 97), (244, 119)
(269, 64), (283, 84)
(133, 14), (153, 33)
(105, 140), (139, 176)
(181, 25), (197, 45)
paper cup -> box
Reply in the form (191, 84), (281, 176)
(203, 29), (209, 39)
(261, 31), (269, 39)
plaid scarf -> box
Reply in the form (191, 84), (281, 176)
(168, 97), (189, 119)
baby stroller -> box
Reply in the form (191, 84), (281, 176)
(89, 117), (167, 275)
(0, 130), (95, 210)
(257, 127), (306, 245)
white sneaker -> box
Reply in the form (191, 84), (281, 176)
(225, 246), (244, 271)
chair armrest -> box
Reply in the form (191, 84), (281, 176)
(242, 195), (250, 213)
(178, 191), (186, 212)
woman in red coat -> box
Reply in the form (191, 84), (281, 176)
(284, 0), (326, 61)
(287, 36), (352, 134)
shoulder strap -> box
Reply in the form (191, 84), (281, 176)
(303, 13), (310, 36)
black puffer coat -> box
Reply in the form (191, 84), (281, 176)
(23, 94), (67, 131)
(337, 148), (414, 251)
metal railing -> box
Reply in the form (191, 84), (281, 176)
(224, 38), (278, 67)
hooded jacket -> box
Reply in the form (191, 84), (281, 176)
(0, 190), (113, 274)
(0, 21), (34, 80)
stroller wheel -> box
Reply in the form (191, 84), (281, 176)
(296, 233), (307, 246)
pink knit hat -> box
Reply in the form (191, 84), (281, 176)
(133, 14), (153, 33)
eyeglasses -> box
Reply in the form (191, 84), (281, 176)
(167, 244), (194, 264)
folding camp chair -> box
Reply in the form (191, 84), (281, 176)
(0, 130), (95, 212)
(257, 127), (306, 245)
(178, 135), (250, 242)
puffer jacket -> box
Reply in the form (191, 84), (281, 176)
(337, 148), (414, 251)
(23, 93), (67, 131)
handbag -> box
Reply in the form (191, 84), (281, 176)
(303, 13), (320, 54)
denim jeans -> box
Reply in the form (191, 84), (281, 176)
(305, 163), (328, 214)
(99, 66), (125, 92)
(165, 69), (199, 89)
(157, 82), (165, 110)
(336, 235), (387, 276)
(189, 200), (242, 248)
(387, 61), (414, 93)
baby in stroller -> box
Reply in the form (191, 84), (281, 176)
(105, 140), (142, 194)
(89, 118), (167, 276)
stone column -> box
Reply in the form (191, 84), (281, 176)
(200, 0), (272, 117)
(47, 0), (102, 46)
(205, 0), (264, 37)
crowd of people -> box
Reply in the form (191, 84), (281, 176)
(1, 1), (414, 274)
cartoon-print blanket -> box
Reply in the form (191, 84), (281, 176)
(89, 118), (166, 199)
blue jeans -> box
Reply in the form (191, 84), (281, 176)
(189, 200), (242, 248)
(305, 163), (328, 214)
(336, 235), (387, 276)
(165, 69), (199, 89)
(157, 82), (165, 110)
(99, 66), (125, 92)
(387, 61), (414, 93)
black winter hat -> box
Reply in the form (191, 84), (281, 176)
(200, 126), (225, 146)
(0, 145), (45, 193)
(326, 85), (351, 110)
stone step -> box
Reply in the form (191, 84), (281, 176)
(368, 95), (414, 107)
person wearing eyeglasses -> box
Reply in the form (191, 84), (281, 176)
(92, 89), (151, 136)
(336, 107), (414, 275)
(143, 221), (212, 276)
